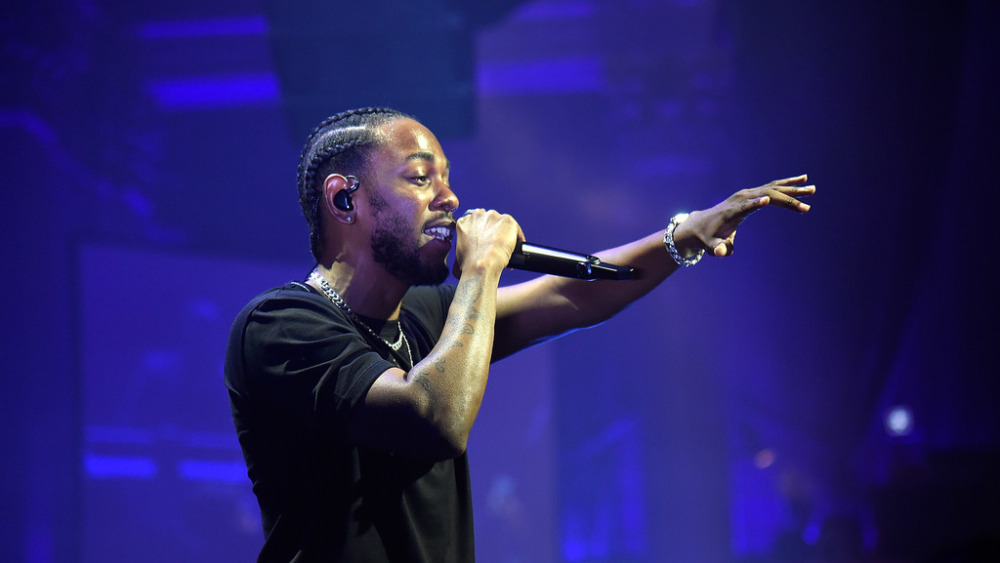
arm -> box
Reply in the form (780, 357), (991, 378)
(492, 174), (816, 360)
(350, 210), (520, 462)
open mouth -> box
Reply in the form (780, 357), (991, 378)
(423, 226), (454, 242)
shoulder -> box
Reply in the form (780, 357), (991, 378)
(245, 281), (328, 313)
(237, 281), (339, 323)
(227, 280), (383, 383)
(225, 281), (394, 431)
(229, 281), (348, 348)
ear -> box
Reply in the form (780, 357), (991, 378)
(322, 173), (356, 224)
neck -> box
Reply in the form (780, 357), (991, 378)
(309, 259), (406, 321)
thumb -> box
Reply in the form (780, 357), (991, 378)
(711, 229), (736, 257)
(711, 236), (736, 257)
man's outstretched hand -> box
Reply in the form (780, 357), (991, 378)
(674, 174), (816, 258)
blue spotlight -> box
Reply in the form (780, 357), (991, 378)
(884, 405), (914, 437)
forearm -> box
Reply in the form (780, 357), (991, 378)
(493, 230), (683, 359)
(527, 233), (664, 324)
(575, 229), (683, 317)
(407, 264), (503, 453)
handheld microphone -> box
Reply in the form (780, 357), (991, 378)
(507, 241), (634, 281)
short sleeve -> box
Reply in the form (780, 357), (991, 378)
(232, 284), (395, 435)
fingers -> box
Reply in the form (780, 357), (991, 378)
(456, 207), (522, 251)
(712, 231), (736, 257)
(777, 190), (813, 212)
(765, 174), (815, 212)
(773, 184), (816, 196)
(701, 174), (815, 259)
(774, 184), (816, 201)
(457, 208), (499, 228)
(458, 208), (518, 230)
(773, 174), (808, 185)
(759, 184), (814, 213)
(764, 192), (811, 213)
(747, 195), (769, 211)
(454, 208), (520, 276)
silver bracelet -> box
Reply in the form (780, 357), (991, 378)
(664, 212), (704, 267)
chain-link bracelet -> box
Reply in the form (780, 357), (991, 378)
(664, 212), (704, 267)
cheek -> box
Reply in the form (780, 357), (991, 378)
(370, 186), (431, 226)
(397, 194), (432, 222)
(375, 203), (418, 237)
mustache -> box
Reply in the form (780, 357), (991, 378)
(423, 212), (456, 228)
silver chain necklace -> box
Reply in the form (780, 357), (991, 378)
(308, 269), (413, 368)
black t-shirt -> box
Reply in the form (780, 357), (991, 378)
(224, 281), (474, 562)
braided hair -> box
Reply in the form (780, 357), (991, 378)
(296, 107), (414, 261)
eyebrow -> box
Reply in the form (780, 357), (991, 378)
(405, 151), (451, 170)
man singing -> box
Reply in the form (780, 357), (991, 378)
(224, 107), (814, 561)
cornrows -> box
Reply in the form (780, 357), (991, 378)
(295, 107), (413, 260)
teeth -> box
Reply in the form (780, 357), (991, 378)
(424, 226), (452, 241)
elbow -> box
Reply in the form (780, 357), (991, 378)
(408, 393), (471, 462)
(408, 424), (468, 463)
(429, 428), (469, 461)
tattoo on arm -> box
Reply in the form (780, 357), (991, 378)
(448, 277), (486, 333)
(416, 373), (432, 394)
(453, 277), (483, 309)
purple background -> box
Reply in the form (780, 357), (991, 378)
(3, 1), (998, 561)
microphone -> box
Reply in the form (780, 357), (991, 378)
(507, 241), (635, 280)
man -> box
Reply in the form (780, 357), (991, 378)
(224, 107), (814, 561)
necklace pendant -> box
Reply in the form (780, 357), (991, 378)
(309, 269), (414, 368)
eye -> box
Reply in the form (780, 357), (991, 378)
(411, 175), (430, 186)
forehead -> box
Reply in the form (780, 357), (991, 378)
(372, 118), (448, 168)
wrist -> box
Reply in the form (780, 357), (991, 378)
(457, 253), (508, 280)
(664, 213), (704, 267)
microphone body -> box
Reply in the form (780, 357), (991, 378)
(507, 242), (634, 281)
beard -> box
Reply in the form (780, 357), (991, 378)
(370, 206), (449, 287)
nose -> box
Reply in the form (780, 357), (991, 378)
(432, 182), (459, 214)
